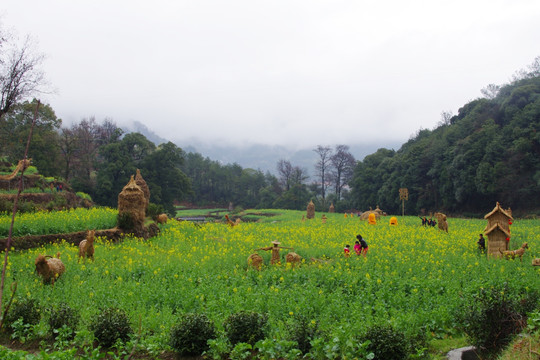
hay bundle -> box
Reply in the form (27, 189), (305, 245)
(135, 169), (150, 211)
(156, 213), (168, 224)
(306, 200), (315, 219)
(329, 203), (335, 213)
(118, 175), (146, 231)
(247, 253), (263, 270)
(435, 212), (448, 232)
(285, 252), (302, 267)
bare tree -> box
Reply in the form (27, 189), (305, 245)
(329, 145), (356, 200)
(0, 30), (47, 119)
(313, 145), (333, 207)
(277, 159), (294, 191)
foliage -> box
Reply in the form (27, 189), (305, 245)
(360, 323), (409, 360)
(350, 71), (540, 215)
(4, 298), (41, 330)
(89, 307), (133, 348)
(47, 302), (80, 339)
(0, 212), (539, 358)
(116, 212), (135, 232)
(75, 192), (92, 202)
(224, 310), (268, 346)
(455, 282), (540, 357)
(169, 312), (217, 356)
(285, 314), (319, 354)
(0, 207), (117, 237)
(146, 202), (164, 220)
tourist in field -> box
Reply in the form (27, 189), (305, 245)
(477, 233), (486, 252)
(344, 244), (350, 257)
(354, 241), (361, 255)
(419, 216), (427, 226)
(356, 234), (368, 256)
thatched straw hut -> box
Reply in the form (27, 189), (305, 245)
(329, 203), (335, 213)
(118, 175), (146, 232)
(134, 169), (150, 211)
(484, 202), (513, 257)
(306, 200), (315, 219)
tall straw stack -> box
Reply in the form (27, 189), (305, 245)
(118, 176), (146, 232)
(306, 200), (315, 219)
(329, 203), (335, 213)
(135, 169), (150, 211)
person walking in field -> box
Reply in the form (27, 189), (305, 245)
(344, 244), (351, 257)
(477, 233), (486, 252)
(356, 234), (368, 256)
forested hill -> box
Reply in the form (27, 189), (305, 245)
(350, 74), (540, 217)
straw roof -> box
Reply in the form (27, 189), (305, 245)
(484, 202), (513, 220)
(484, 222), (511, 238)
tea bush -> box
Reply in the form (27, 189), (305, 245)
(169, 313), (217, 356)
(47, 302), (80, 339)
(224, 311), (268, 346)
(361, 323), (408, 360)
(89, 307), (132, 348)
(4, 298), (41, 330)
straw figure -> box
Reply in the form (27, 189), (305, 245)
(118, 175), (146, 233)
(306, 200), (315, 219)
(435, 212), (448, 232)
(225, 214), (238, 227)
(0, 159), (31, 180)
(329, 203), (335, 213)
(156, 213), (168, 224)
(389, 216), (398, 226)
(368, 213), (377, 225)
(344, 213), (348, 218)
(35, 252), (65, 285)
(285, 252), (302, 267)
(360, 206), (384, 221)
(321, 214), (327, 224)
(484, 202), (513, 257)
(500, 243), (528, 261)
(254, 241), (293, 265)
(134, 169), (150, 212)
(533, 258), (540, 266)
(78, 230), (95, 263)
(247, 253), (264, 270)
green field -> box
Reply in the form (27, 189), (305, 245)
(0, 209), (538, 359)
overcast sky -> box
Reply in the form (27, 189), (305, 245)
(2, 0), (539, 150)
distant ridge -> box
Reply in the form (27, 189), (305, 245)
(123, 120), (399, 175)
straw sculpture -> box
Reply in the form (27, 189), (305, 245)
(247, 253), (263, 270)
(321, 214), (327, 224)
(368, 212), (377, 225)
(0, 159), (31, 180)
(285, 252), (302, 267)
(499, 242), (528, 261)
(118, 175), (146, 232)
(532, 258), (540, 266)
(255, 241), (293, 265)
(35, 252), (65, 285)
(435, 212), (448, 232)
(306, 200), (315, 219)
(389, 216), (398, 225)
(484, 202), (513, 257)
(329, 203), (335, 213)
(156, 213), (168, 224)
(134, 169), (150, 211)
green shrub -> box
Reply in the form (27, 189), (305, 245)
(456, 283), (539, 357)
(4, 298), (41, 330)
(147, 202), (165, 220)
(361, 323), (408, 360)
(90, 307), (132, 348)
(224, 311), (268, 346)
(285, 314), (319, 354)
(76, 192), (92, 202)
(47, 302), (80, 339)
(117, 212), (135, 231)
(169, 313), (217, 356)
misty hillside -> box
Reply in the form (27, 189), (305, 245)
(125, 121), (400, 176)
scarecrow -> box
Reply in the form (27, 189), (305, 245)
(254, 240), (293, 265)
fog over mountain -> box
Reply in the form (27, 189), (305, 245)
(124, 121), (398, 176)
